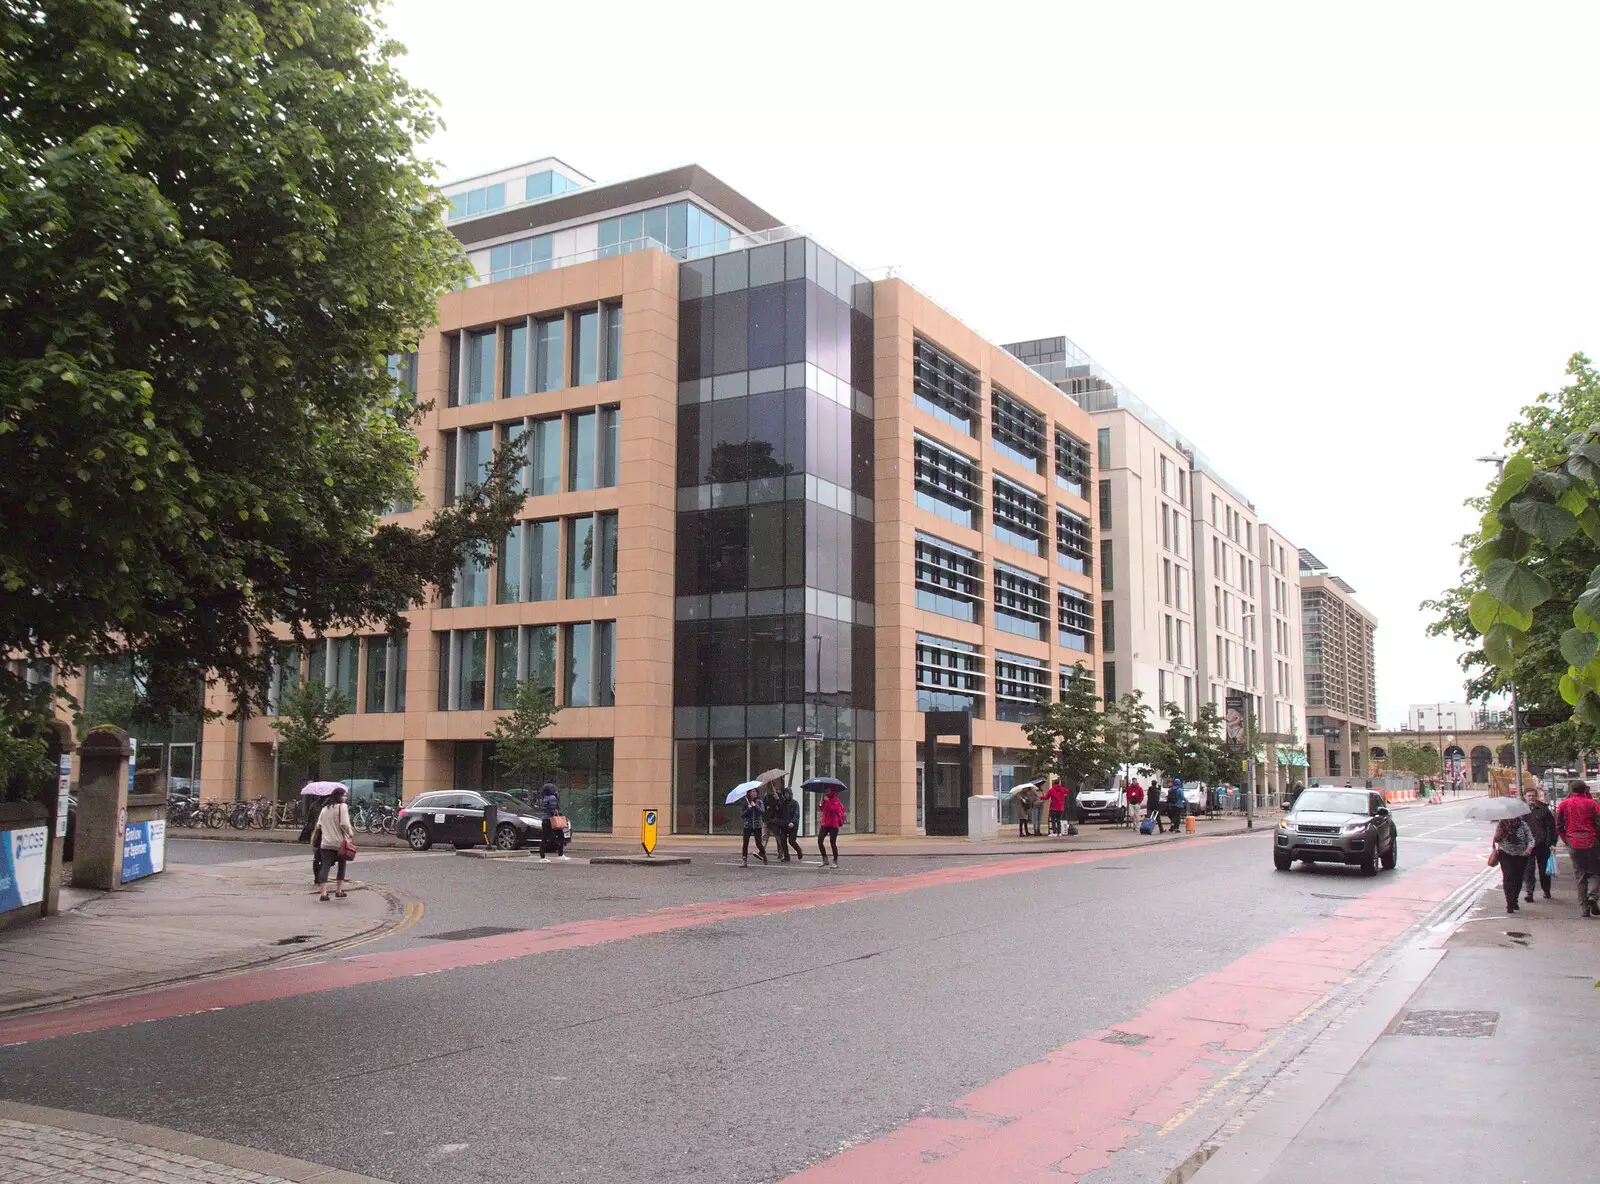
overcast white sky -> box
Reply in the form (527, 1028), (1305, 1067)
(384, 0), (1600, 727)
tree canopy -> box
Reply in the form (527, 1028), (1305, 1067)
(1023, 663), (1108, 791)
(269, 678), (349, 785)
(0, 0), (521, 722)
(488, 681), (561, 795)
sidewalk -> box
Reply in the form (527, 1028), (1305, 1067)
(1191, 853), (1599, 1184)
(0, 855), (402, 1017)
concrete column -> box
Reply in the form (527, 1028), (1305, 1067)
(73, 728), (131, 890)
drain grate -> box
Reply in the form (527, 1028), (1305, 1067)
(421, 925), (524, 941)
(275, 935), (316, 946)
(1393, 1009), (1499, 1038)
(1101, 1030), (1150, 1046)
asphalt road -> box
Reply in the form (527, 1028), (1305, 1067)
(0, 801), (1492, 1184)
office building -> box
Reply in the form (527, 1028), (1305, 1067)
(1299, 550), (1378, 780)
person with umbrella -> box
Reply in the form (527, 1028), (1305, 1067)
(1491, 808), (1535, 914)
(818, 782), (847, 867)
(740, 785), (768, 867)
(297, 781), (345, 884)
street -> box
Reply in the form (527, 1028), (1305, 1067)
(0, 800), (1551, 1183)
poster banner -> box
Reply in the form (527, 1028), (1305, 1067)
(0, 826), (48, 913)
(1224, 691), (1247, 754)
(120, 819), (166, 883)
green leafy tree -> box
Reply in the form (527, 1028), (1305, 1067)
(269, 679), (349, 787)
(488, 682), (562, 797)
(1023, 663), (1108, 805)
(0, 0), (523, 726)
(1101, 691), (1155, 784)
(1384, 739), (1442, 780)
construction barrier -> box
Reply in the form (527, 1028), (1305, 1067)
(1383, 789), (1418, 804)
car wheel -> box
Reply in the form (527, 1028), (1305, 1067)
(1273, 851), (1292, 871)
(495, 823), (520, 851)
(1381, 835), (1398, 870)
(406, 823), (432, 852)
(1360, 848), (1378, 876)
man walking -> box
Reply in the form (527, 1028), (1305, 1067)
(1556, 780), (1600, 916)
(778, 787), (804, 862)
(1166, 781), (1186, 835)
(1523, 788), (1557, 902)
(763, 783), (787, 862)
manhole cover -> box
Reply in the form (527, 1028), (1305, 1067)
(421, 926), (524, 941)
(1100, 1030), (1150, 1046)
(275, 935), (316, 946)
(1392, 1010), (1499, 1038)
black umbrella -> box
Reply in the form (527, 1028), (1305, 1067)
(801, 777), (849, 801)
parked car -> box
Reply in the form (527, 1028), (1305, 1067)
(1274, 787), (1397, 875)
(1075, 785), (1129, 824)
(397, 790), (561, 852)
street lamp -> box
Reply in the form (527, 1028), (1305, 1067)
(1477, 454), (1526, 793)
(1238, 606), (1258, 829)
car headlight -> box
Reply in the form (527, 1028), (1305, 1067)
(1342, 820), (1368, 833)
(1278, 819), (1293, 831)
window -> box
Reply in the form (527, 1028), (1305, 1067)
(602, 303), (623, 381)
(567, 515), (594, 598)
(460, 426), (493, 495)
(1158, 669), (1168, 708)
(1055, 506), (1091, 575)
(361, 637), (405, 714)
(528, 519), (559, 601)
(915, 532), (983, 622)
(995, 651), (1050, 722)
(1164, 614), (1174, 662)
(497, 523), (523, 604)
(525, 169), (582, 201)
(1100, 540), (1113, 591)
(569, 411), (596, 490)
(1055, 429), (1090, 498)
(565, 622), (593, 706)
(597, 511), (619, 596)
(992, 389), (1045, 472)
(993, 476), (1046, 556)
(453, 551), (489, 607)
(447, 182), (506, 220)
(266, 646), (301, 715)
(1163, 558), (1173, 606)
(1160, 455), (1172, 495)
(915, 633), (984, 715)
(447, 334), (461, 407)
(492, 627), (520, 709)
(1096, 427), (1111, 469)
(914, 434), (982, 529)
(502, 323), (527, 398)
(1161, 503), (1171, 551)
(1102, 600), (1115, 652)
(1102, 661), (1117, 704)
(457, 629), (487, 711)
(530, 417), (560, 496)
(599, 406), (620, 487)
(487, 235), (553, 282)
(1058, 587), (1093, 652)
(1212, 495), (1220, 526)
(596, 621), (616, 707)
(527, 625), (557, 696)
(573, 309), (599, 386)
(464, 330), (495, 404)
(385, 352), (418, 400)
(993, 561), (1048, 640)
(535, 316), (563, 392)
(498, 424), (527, 497)
(1178, 469), (1188, 506)
(912, 337), (980, 434)
(1098, 479), (1112, 530)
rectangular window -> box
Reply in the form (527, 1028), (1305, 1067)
(329, 637), (357, 707)
(1102, 661), (1117, 705)
(573, 309), (599, 386)
(266, 645), (301, 714)
(993, 560), (1048, 641)
(596, 620), (616, 707)
(1058, 587), (1093, 652)
(569, 410), (597, 491)
(1100, 540), (1113, 591)
(442, 431), (458, 505)
(1102, 600), (1115, 652)
(599, 406), (620, 487)
(461, 426), (493, 494)
(436, 632), (450, 711)
(1164, 614), (1174, 662)
(447, 334), (461, 407)
(1055, 506), (1091, 575)
(602, 303), (623, 381)
(535, 316), (563, 392)
(992, 389), (1045, 473)
(454, 551), (489, 607)
(915, 633), (984, 716)
(497, 523), (523, 604)
(529, 520), (559, 601)
(529, 417), (560, 496)
(912, 337), (980, 434)
(993, 476), (1046, 556)
(457, 629), (487, 711)
(1098, 478), (1112, 531)
(1178, 469), (1188, 506)
(596, 511), (618, 596)
(565, 622), (593, 706)
(567, 515), (595, 598)
(498, 423), (527, 497)
(364, 638), (389, 714)
(1159, 669), (1168, 708)
(527, 625), (557, 696)
(1097, 426), (1111, 469)
(503, 323), (527, 398)
(913, 433), (982, 530)
(1055, 428), (1090, 498)
(465, 330), (495, 404)
(995, 651), (1051, 722)
(492, 627), (520, 709)
(1163, 558), (1173, 606)
(914, 532), (983, 623)
(1160, 456), (1171, 495)
(386, 351), (418, 400)
(1161, 503), (1171, 551)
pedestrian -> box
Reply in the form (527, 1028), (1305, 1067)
(741, 787), (768, 867)
(314, 786), (354, 902)
(762, 783), (787, 859)
(779, 787), (804, 862)
(1555, 780), (1600, 917)
(538, 782), (569, 862)
(1491, 813), (1534, 914)
(1165, 781), (1186, 834)
(1012, 783), (1042, 837)
(1030, 787), (1046, 837)
(1044, 778), (1069, 835)
(1143, 781), (1162, 826)
(1523, 788), (1557, 902)
(297, 791), (328, 884)
(1125, 781), (1144, 827)
(818, 784), (847, 867)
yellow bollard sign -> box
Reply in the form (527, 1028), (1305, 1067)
(641, 809), (658, 856)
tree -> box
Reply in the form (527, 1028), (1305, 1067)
(1101, 691), (1155, 784)
(269, 679), (349, 788)
(1385, 740), (1442, 780)
(1022, 663), (1107, 802)
(488, 681), (562, 797)
(0, 0), (523, 726)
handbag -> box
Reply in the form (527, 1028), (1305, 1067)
(337, 836), (356, 861)
(551, 814), (570, 831)
(1487, 845), (1500, 868)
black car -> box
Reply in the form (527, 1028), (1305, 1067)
(398, 791), (556, 851)
(1274, 787), (1398, 875)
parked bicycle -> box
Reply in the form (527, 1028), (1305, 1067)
(198, 801), (227, 829)
(167, 798), (203, 828)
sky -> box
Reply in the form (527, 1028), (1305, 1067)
(383, 0), (1600, 727)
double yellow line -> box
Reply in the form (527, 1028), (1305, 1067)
(291, 886), (423, 962)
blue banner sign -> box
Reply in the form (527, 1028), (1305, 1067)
(121, 819), (166, 883)
(0, 826), (48, 913)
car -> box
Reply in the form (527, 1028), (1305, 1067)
(397, 791), (559, 852)
(1274, 787), (1398, 875)
(1075, 785), (1130, 824)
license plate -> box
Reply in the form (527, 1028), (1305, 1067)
(1303, 836), (1338, 847)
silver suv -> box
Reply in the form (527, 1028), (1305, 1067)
(1274, 788), (1397, 876)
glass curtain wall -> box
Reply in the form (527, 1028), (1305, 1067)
(671, 238), (876, 834)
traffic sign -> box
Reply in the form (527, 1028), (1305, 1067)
(641, 808), (658, 856)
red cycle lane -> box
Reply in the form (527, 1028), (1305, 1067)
(782, 841), (1485, 1184)
(0, 839), (1234, 1047)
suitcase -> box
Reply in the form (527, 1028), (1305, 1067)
(1138, 818), (1156, 835)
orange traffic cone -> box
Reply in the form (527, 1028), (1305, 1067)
(1184, 814), (1197, 834)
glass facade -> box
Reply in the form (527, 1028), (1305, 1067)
(597, 200), (731, 259)
(672, 238), (876, 832)
(453, 738), (612, 831)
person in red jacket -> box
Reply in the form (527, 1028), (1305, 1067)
(1044, 780), (1069, 835)
(1556, 780), (1600, 917)
(818, 786), (848, 867)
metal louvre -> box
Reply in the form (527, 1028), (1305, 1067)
(914, 434), (983, 511)
(913, 336), (980, 426)
(992, 388), (1045, 463)
(992, 476), (1046, 544)
(914, 533), (984, 604)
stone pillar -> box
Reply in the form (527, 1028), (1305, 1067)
(42, 719), (74, 916)
(72, 728), (132, 890)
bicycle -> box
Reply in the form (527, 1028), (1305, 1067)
(199, 801), (227, 829)
(229, 801), (255, 829)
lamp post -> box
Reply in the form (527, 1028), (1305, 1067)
(1478, 454), (1526, 792)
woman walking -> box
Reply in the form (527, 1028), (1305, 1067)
(741, 787), (767, 867)
(1492, 813), (1535, 914)
(314, 787), (354, 902)
(1523, 789), (1557, 902)
(818, 785), (847, 867)
(538, 782), (569, 862)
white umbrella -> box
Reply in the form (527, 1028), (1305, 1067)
(725, 779), (762, 805)
(299, 781), (347, 797)
(1463, 797), (1531, 821)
